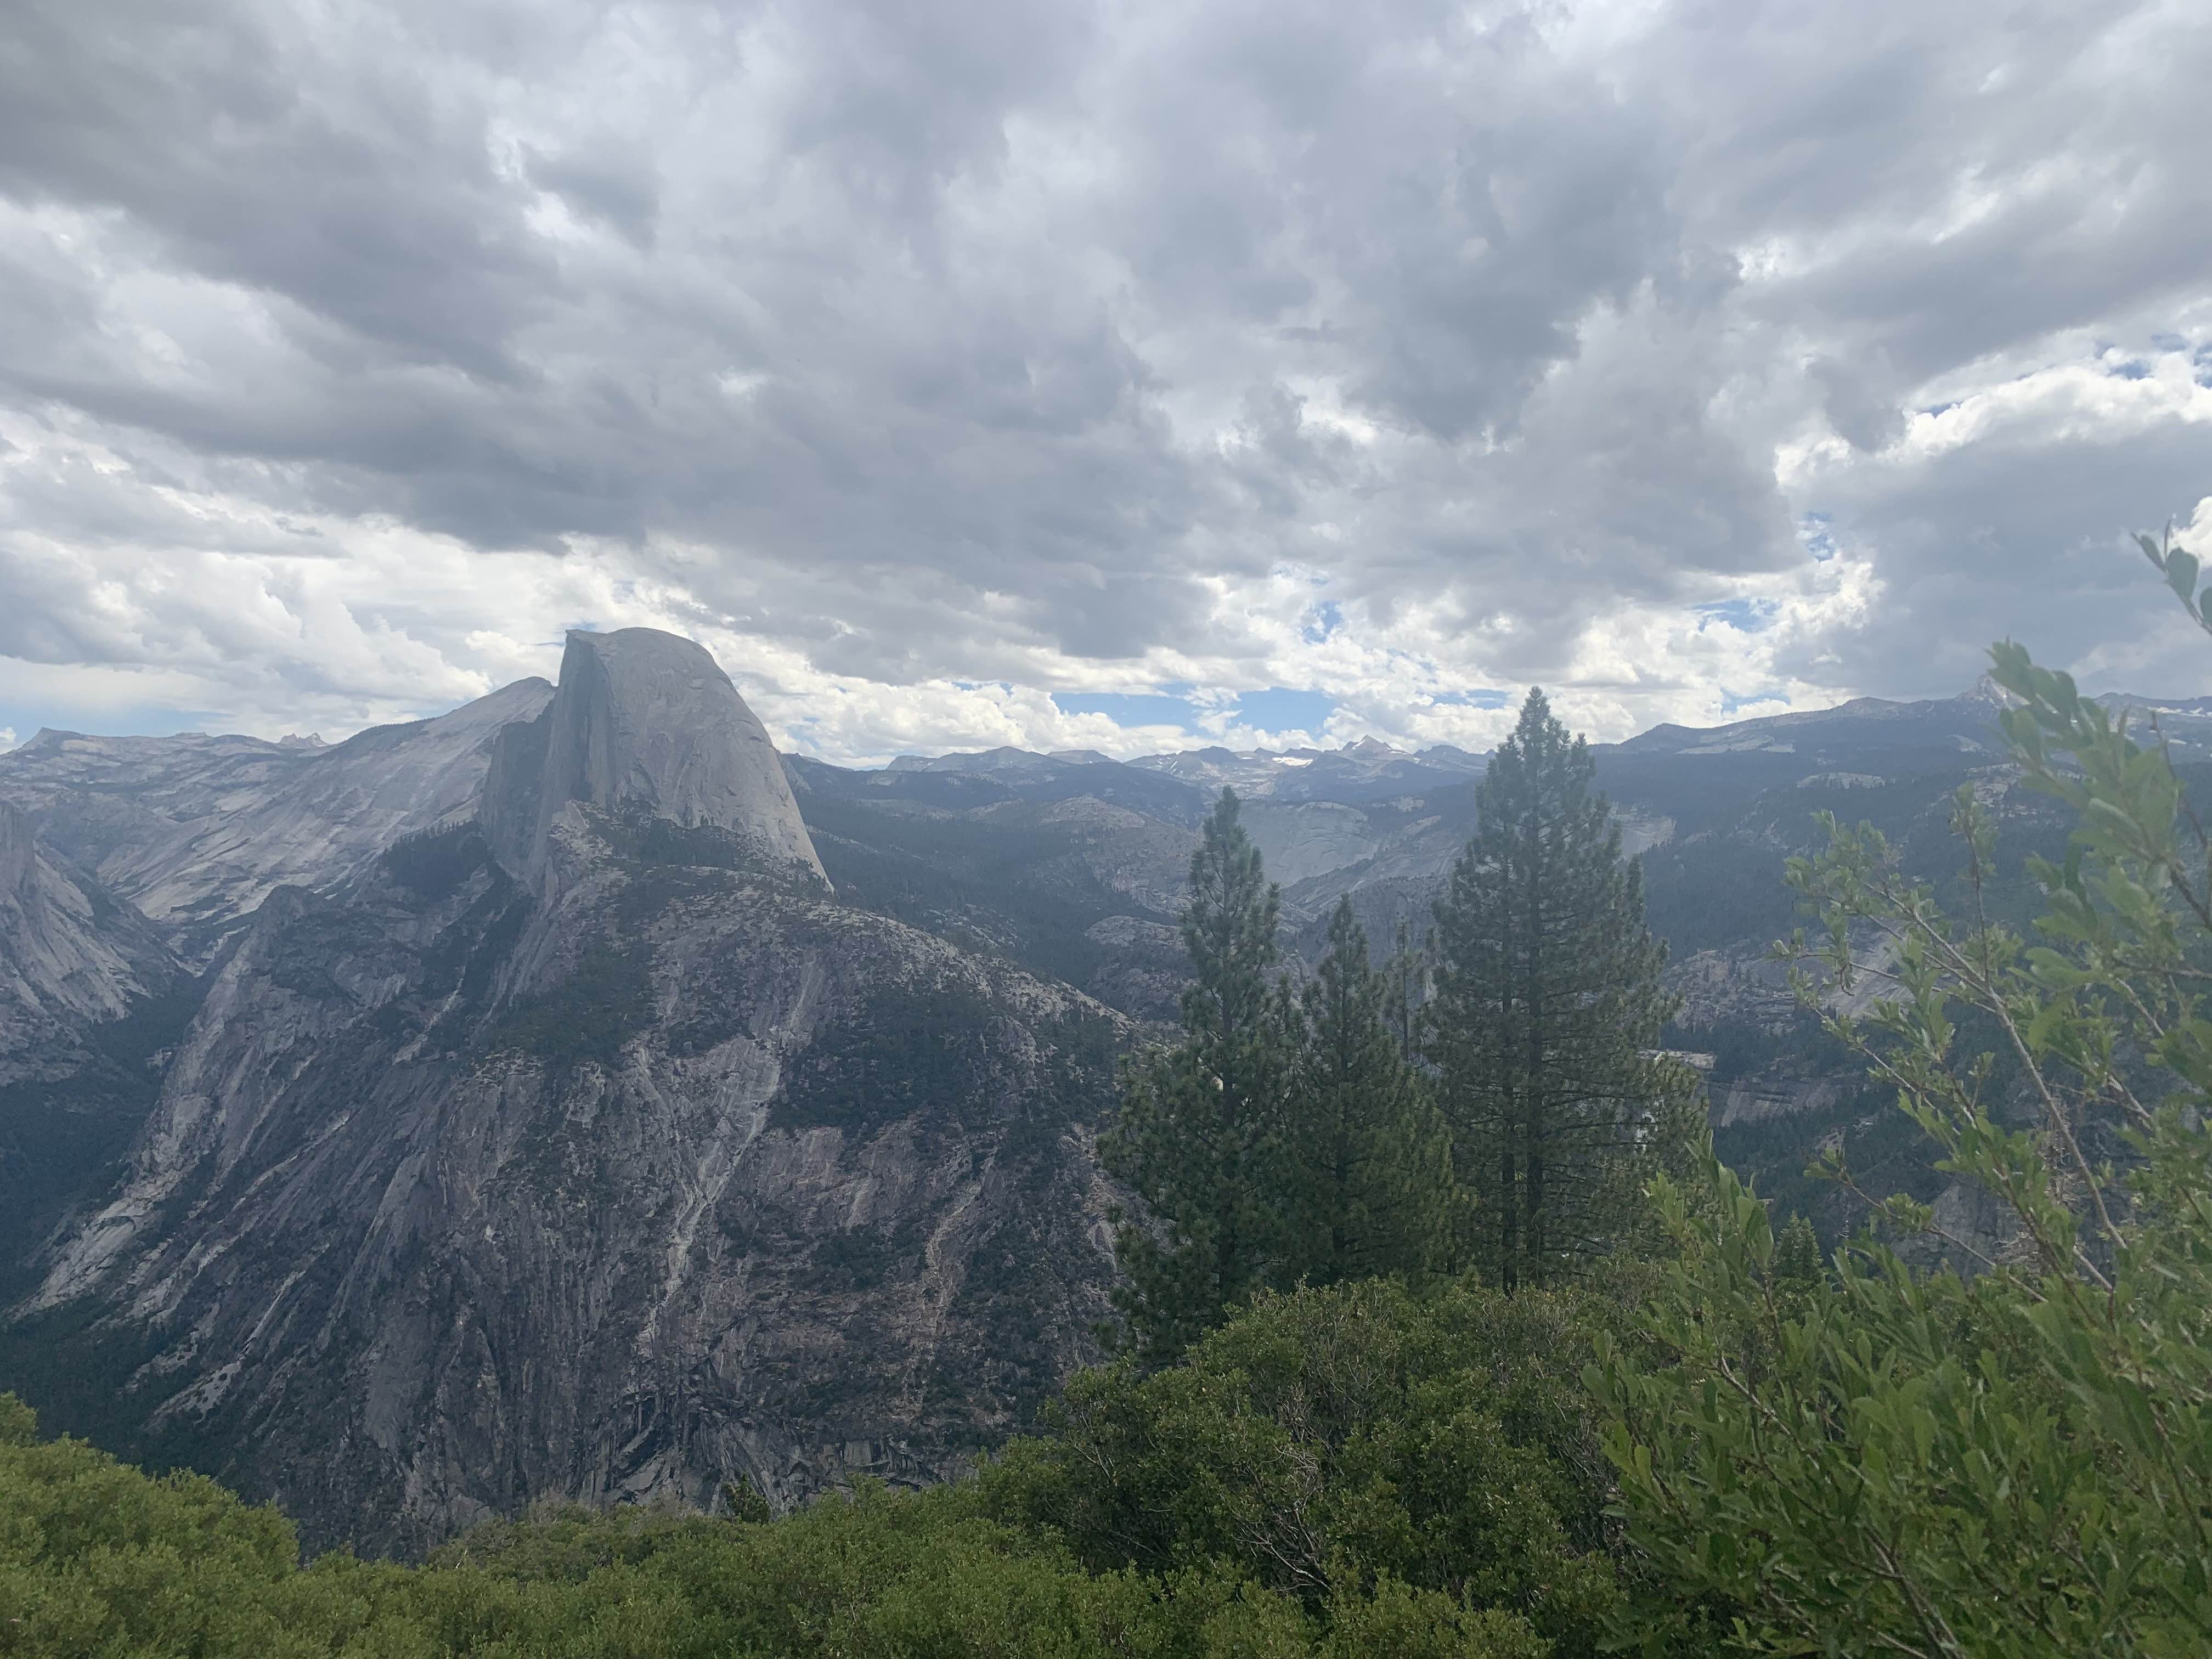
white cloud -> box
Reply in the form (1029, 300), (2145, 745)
(1, 0), (2208, 760)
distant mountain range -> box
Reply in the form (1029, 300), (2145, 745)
(882, 734), (1486, 804)
(879, 679), (2212, 791)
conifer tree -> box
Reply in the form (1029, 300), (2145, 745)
(1425, 687), (1699, 1292)
(1278, 896), (1457, 1288)
(1381, 912), (1428, 1063)
(1102, 788), (1294, 1362)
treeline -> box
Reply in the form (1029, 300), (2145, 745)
(9, 615), (2212, 1654)
(1104, 687), (1702, 1359)
(0, 1279), (1637, 1657)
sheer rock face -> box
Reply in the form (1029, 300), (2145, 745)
(1237, 799), (1379, 889)
(0, 798), (28, 899)
(485, 630), (822, 890)
(24, 822), (1120, 1558)
(15, 631), (1106, 1560)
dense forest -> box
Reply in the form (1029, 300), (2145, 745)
(9, 585), (2212, 1656)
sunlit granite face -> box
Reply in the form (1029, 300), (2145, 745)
(486, 628), (823, 889)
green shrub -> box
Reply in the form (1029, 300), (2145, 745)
(8, 1391), (1567, 1658)
(981, 1277), (1625, 1655)
(1594, 624), (2212, 1656)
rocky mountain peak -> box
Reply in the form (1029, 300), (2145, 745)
(483, 628), (823, 885)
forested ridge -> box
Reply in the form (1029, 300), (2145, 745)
(9, 563), (2212, 1656)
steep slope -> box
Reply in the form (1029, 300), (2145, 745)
(0, 801), (176, 1057)
(787, 762), (1199, 1020)
(0, 801), (193, 1290)
(1, 678), (553, 957)
(14, 631), (1121, 1558)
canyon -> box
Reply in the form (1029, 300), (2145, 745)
(6, 634), (2203, 1554)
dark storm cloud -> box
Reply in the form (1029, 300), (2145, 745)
(0, 0), (1207, 674)
(0, 1), (550, 377)
(0, 0), (2207, 751)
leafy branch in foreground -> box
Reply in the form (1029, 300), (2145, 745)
(1594, 574), (2212, 1655)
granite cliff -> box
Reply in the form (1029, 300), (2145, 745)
(7, 630), (1120, 1556)
(0, 799), (189, 1278)
(484, 629), (822, 891)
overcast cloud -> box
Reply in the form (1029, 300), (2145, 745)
(0, 0), (2207, 762)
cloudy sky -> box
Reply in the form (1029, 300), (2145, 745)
(0, 0), (2207, 764)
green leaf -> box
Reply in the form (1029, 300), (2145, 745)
(2166, 548), (2200, 605)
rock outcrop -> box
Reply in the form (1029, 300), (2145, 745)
(1238, 799), (1379, 889)
(484, 630), (822, 889)
(0, 798), (29, 898)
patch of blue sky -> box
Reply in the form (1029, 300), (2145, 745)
(1052, 690), (1200, 728)
(1798, 512), (1838, 562)
(2093, 338), (2168, 380)
(1695, 597), (1776, 634)
(1302, 600), (1345, 644)
(1430, 688), (1512, 709)
(1235, 687), (1334, 731)
(1917, 400), (1959, 418)
(2, 700), (227, 741)
(1720, 687), (1789, 715)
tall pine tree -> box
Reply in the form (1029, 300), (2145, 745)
(1278, 897), (1457, 1289)
(1425, 688), (1700, 1293)
(1101, 788), (1293, 1362)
